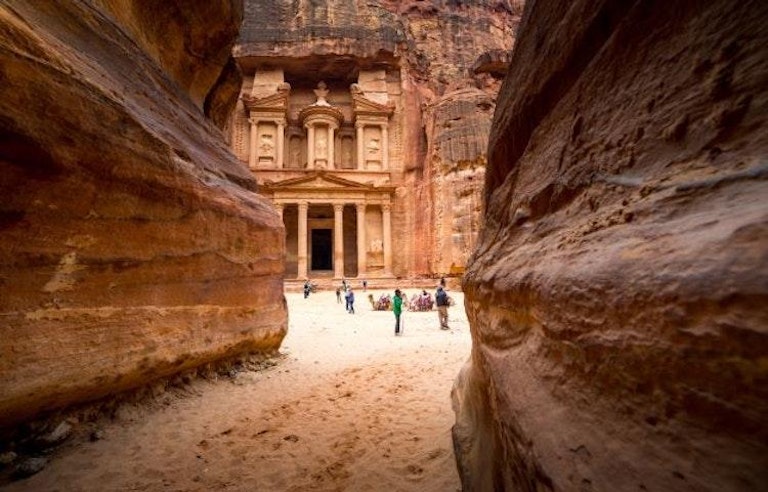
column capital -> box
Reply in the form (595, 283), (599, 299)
(298, 201), (309, 210)
(333, 203), (345, 213)
(248, 117), (259, 125)
(382, 203), (391, 212)
(355, 121), (366, 129)
(355, 202), (367, 211)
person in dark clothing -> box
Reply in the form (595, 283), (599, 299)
(393, 289), (403, 336)
(435, 286), (449, 330)
(303, 279), (311, 299)
(347, 289), (355, 314)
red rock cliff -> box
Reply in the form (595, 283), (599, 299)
(235, 0), (520, 278)
(0, 1), (287, 430)
(456, 0), (768, 490)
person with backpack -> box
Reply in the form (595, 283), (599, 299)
(435, 286), (449, 330)
(393, 288), (403, 336)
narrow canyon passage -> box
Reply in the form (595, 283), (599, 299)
(5, 290), (469, 492)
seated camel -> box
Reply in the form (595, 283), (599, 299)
(409, 292), (434, 311)
(368, 293), (392, 311)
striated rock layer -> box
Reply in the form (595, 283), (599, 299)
(456, 0), (768, 490)
(0, 1), (287, 430)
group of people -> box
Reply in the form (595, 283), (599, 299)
(391, 278), (451, 336)
(309, 276), (452, 333)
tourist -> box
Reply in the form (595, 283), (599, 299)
(393, 289), (403, 336)
(344, 288), (350, 311)
(362, 279), (367, 292)
(440, 276), (446, 288)
(347, 289), (355, 314)
(336, 287), (342, 304)
(303, 279), (311, 299)
(435, 286), (449, 330)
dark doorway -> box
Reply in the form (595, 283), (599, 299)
(311, 229), (332, 271)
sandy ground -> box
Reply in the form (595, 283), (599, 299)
(5, 289), (470, 492)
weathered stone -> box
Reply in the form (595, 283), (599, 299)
(457, 0), (768, 490)
(0, 1), (287, 431)
(13, 457), (47, 479)
(233, 0), (520, 280)
(40, 421), (72, 446)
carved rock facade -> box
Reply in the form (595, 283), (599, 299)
(0, 1), (287, 430)
(456, 0), (768, 490)
(233, 0), (521, 280)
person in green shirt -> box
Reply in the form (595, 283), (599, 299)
(393, 289), (403, 336)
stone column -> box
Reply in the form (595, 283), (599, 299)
(248, 118), (258, 170)
(298, 201), (308, 279)
(356, 123), (364, 170)
(333, 203), (344, 279)
(328, 125), (336, 169)
(276, 120), (285, 168)
(382, 203), (392, 275)
(306, 125), (315, 169)
(356, 203), (367, 277)
(381, 124), (389, 170)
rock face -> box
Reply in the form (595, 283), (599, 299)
(393, 0), (523, 276)
(0, 1), (287, 430)
(234, 0), (521, 279)
(456, 0), (768, 490)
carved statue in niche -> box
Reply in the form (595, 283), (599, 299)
(367, 138), (380, 155)
(259, 134), (274, 156)
(288, 136), (303, 168)
(313, 81), (330, 106)
(290, 147), (302, 168)
(370, 238), (383, 253)
(316, 132), (327, 158)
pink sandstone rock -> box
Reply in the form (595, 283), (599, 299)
(0, 1), (287, 430)
(456, 0), (768, 490)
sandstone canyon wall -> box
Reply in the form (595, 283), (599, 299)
(455, 0), (768, 490)
(0, 1), (287, 431)
(235, 0), (520, 279)
(391, 0), (522, 276)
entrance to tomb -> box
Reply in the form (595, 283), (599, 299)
(311, 229), (332, 271)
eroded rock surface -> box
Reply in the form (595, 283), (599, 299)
(0, 1), (287, 430)
(456, 0), (768, 490)
(235, 0), (521, 278)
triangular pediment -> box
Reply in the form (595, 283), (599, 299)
(352, 93), (395, 116)
(242, 91), (289, 111)
(261, 171), (378, 191)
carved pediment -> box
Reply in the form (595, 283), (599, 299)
(261, 171), (379, 192)
(351, 92), (395, 117)
(242, 87), (290, 113)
